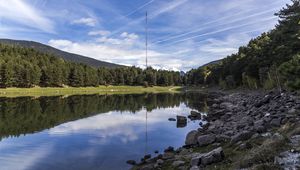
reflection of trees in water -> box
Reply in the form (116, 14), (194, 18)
(0, 93), (207, 140)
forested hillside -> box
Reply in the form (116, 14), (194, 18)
(187, 0), (300, 90)
(0, 39), (122, 68)
(0, 44), (183, 88)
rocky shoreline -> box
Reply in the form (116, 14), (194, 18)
(131, 90), (300, 170)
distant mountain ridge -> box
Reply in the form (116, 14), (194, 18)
(0, 39), (123, 68)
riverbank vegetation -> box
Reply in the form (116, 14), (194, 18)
(0, 86), (181, 97)
(186, 1), (300, 90)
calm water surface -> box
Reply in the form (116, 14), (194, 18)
(0, 93), (207, 170)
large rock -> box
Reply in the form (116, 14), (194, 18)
(201, 147), (225, 165)
(185, 130), (200, 145)
(189, 111), (202, 120)
(230, 131), (254, 144)
(177, 116), (187, 128)
(197, 134), (216, 146)
(190, 147), (225, 166)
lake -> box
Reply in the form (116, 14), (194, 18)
(0, 93), (208, 170)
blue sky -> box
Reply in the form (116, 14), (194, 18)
(0, 0), (290, 71)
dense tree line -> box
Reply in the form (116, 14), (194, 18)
(0, 44), (183, 88)
(187, 0), (300, 90)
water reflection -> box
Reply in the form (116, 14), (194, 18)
(0, 93), (208, 170)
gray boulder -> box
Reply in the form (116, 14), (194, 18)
(270, 118), (282, 127)
(185, 130), (199, 145)
(230, 131), (254, 144)
(190, 147), (225, 166)
(288, 108), (297, 114)
(189, 111), (202, 120)
(197, 134), (216, 146)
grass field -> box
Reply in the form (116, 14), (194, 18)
(0, 86), (182, 97)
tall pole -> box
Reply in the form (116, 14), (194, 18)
(145, 11), (148, 68)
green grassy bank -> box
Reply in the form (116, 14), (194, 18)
(0, 86), (182, 97)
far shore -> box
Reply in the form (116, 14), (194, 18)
(0, 86), (182, 98)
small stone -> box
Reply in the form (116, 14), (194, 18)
(190, 166), (200, 170)
(156, 159), (164, 165)
(164, 146), (174, 152)
(270, 118), (282, 127)
(172, 160), (185, 167)
(144, 154), (151, 160)
(168, 118), (176, 121)
(126, 160), (136, 165)
(191, 110), (201, 117)
(162, 152), (175, 160)
(288, 108), (297, 114)
(154, 150), (159, 154)
(140, 164), (154, 170)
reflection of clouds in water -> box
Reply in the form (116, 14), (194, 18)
(88, 125), (139, 144)
(0, 143), (52, 170)
(49, 104), (191, 144)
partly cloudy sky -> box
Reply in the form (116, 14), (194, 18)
(0, 0), (290, 71)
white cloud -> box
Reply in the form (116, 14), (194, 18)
(120, 32), (139, 40)
(48, 39), (72, 48)
(48, 33), (189, 71)
(0, 0), (54, 33)
(72, 17), (97, 27)
(0, 143), (52, 170)
(88, 30), (111, 36)
(49, 104), (192, 142)
(96, 37), (122, 45)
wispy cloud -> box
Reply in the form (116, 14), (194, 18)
(152, 7), (281, 44)
(0, 0), (55, 33)
(88, 30), (111, 36)
(71, 17), (97, 27)
(124, 0), (155, 18)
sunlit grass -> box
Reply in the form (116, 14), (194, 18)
(0, 86), (182, 97)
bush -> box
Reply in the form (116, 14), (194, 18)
(279, 54), (300, 90)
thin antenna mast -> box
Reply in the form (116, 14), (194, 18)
(145, 11), (148, 68)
